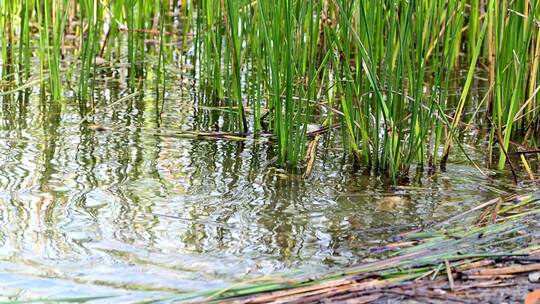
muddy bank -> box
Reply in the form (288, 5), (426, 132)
(220, 261), (540, 303)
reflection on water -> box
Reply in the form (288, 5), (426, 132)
(0, 66), (533, 301)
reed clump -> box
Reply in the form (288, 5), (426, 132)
(0, 0), (539, 179)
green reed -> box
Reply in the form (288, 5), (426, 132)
(1, 0), (539, 179)
(18, 0), (31, 77)
(491, 0), (539, 170)
(125, 0), (136, 87)
(37, 0), (66, 101)
(224, 0), (247, 133)
(0, 0), (12, 78)
(79, 0), (101, 102)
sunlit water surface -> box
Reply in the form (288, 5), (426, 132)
(0, 64), (536, 302)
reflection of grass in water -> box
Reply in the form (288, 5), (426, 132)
(0, 1), (539, 180)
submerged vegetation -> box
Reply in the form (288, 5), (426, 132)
(0, 0), (539, 179)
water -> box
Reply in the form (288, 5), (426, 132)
(0, 63), (535, 302)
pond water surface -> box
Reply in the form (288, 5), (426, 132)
(0, 62), (536, 302)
